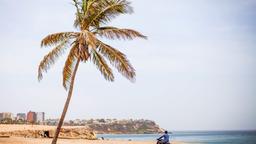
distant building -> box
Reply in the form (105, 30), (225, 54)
(17, 113), (26, 121)
(73, 119), (81, 125)
(36, 112), (45, 123)
(2, 112), (13, 120)
(0, 113), (3, 120)
(45, 119), (58, 126)
(27, 111), (36, 123)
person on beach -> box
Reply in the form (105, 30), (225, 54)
(157, 131), (170, 144)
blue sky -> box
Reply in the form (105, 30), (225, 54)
(0, 0), (256, 130)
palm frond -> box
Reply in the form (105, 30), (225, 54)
(62, 43), (79, 90)
(79, 44), (90, 61)
(73, 0), (83, 29)
(74, 15), (81, 29)
(97, 40), (135, 82)
(77, 0), (101, 29)
(82, 0), (87, 13)
(38, 40), (70, 81)
(94, 26), (147, 40)
(85, 0), (133, 28)
(41, 32), (77, 47)
(91, 49), (114, 81)
(72, 31), (97, 61)
(86, 0), (98, 11)
(84, 30), (98, 49)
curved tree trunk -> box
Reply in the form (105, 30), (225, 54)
(51, 58), (80, 144)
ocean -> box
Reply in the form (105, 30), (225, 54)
(97, 131), (256, 144)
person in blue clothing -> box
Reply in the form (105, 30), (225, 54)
(157, 131), (170, 144)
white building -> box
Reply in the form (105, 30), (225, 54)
(2, 112), (14, 120)
(36, 112), (45, 124)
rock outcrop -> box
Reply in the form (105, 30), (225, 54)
(85, 119), (164, 134)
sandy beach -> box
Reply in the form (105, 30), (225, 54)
(0, 137), (185, 144)
(0, 125), (185, 144)
(0, 124), (85, 132)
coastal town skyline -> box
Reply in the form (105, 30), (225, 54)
(0, 111), (45, 124)
(0, 111), (163, 123)
(0, 111), (164, 134)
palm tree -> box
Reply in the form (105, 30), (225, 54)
(38, 0), (146, 144)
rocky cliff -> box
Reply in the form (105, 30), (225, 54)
(84, 119), (164, 134)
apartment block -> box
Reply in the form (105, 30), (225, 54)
(36, 112), (45, 123)
(2, 112), (14, 120)
(27, 111), (36, 123)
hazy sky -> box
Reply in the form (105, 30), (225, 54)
(0, 0), (256, 131)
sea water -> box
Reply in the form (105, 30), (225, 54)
(97, 131), (256, 144)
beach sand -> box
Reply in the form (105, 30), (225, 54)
(0, 137), (185, 144)
(0, 125), (185, 144)
(0, 124), (82, 132)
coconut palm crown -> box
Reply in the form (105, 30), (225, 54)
(38, 0), (146, 144)
(38, 0), (146, 89)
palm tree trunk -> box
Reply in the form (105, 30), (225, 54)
(51, 58), (80, 144)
